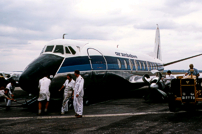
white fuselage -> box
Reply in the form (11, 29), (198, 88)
(40, 39), (164, 80)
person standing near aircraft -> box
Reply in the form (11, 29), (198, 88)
(165, 70), (174, 81)
(185, 64), (200, 77)
(164, 70), (174, 89)
(73, 70), (84, 118)
(59, 74), (75, 115)
(5, 80), (16, 110)
(38, 74), (51, 115)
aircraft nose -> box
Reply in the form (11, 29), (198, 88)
(19, 54), (64, 94)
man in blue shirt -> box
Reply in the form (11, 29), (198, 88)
(185, 64), (200, 77)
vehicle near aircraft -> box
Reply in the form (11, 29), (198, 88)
(142, 70), (202, 102)
(168, 70), (202, 111)
(19, 24), (202, 106)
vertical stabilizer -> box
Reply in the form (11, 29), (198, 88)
(154, 24), (162, 60)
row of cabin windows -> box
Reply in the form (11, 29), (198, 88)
(44, 45), (76, 55)
(117, 59), (158, 70)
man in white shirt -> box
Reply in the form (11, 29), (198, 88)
(164, 70), (174, 88)
(38, 74), (51, 115)
(0, 89), (16, 101)
(0, 78), (16, 103)
(5, 80), (16, 109)
(73, 70), (84, 118)
(59, 74), (75, 115)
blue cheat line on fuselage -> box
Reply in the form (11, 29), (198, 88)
(57, 56), (164, 74)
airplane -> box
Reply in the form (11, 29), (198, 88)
(19, 24), (202, 105)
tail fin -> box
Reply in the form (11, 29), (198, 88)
(154, 24), (162, 61)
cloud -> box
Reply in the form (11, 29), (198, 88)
(134, 20), (177, 29)
(0, 0), (202, 71)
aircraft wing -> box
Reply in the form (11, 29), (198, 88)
(163, 53), (202, 66)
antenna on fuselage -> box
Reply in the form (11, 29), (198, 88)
(63, 34), (67, 39)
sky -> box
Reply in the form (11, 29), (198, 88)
(0, 0), (202, 71)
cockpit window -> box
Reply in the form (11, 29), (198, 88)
(68, 46), (76, 55)
(54, 45), (64, 54)
(65, 47), (71, 54)
(45, 45), (54, 52)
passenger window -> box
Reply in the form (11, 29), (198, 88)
(54, 45), (64, 54)
(134, 60), (137, 70)
(124, 60), (127, 69)
(150, 63), (153, 69)
(45, 45), (54, 52)
(117, 59), (121, 69)
(143, 62), (146, 69)
(139, 62), (142, 69)
(68, 46), (76, 55)
(65, 47), (71, 54)
(146, 62), (149, 71)
(129, 59), (133, 70)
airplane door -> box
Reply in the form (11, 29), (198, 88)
(87, 48), (108, 70)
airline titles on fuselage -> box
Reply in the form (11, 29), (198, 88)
(115, 52), (138, 59)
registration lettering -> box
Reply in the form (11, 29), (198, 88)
(182, 96), (195, 99)
(115, 52), (137, 58)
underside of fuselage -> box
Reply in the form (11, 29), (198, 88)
(50, 71), (147, 100)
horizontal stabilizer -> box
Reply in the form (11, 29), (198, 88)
(163, 53), (202, 66)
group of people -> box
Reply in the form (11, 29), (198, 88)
(164, 64), (199, 88)
(165, 64), (199, 80)
(0, 65), (199, 117)
(37, 70), (84, 118)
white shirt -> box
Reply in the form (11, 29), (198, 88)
(0, 90), (8, 98)
(164, 74), (174, 85)
(38, 77), (51, 94)
(165, 74), (174, 80)
(6, 83), (15, 95)
(74, 75), (84, 96)
(63, 79), (75, 92)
